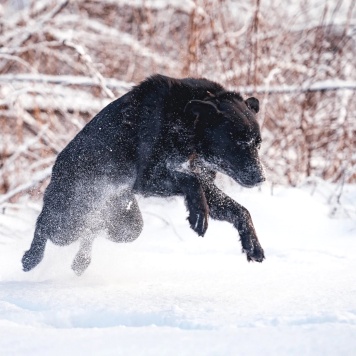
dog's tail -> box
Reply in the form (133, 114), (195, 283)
(22, 228), (47, 272)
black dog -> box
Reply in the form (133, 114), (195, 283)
(22, 74), (266, 275)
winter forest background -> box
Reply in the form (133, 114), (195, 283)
(0, 1), (356, 355)
(0, 0), (355, 202)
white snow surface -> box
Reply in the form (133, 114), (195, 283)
(0, 181), (356, 355)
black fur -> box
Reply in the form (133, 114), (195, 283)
(22, 74), (265, 275)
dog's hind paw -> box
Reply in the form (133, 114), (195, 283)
(22, 250), (44, 272)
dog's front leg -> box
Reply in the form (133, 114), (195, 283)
(204, 183), (265, 262)
(175, 173), (209, 236)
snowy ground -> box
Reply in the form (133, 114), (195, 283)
(0, 180), (356, 355)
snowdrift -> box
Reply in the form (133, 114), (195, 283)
(0, 181), (355, 355)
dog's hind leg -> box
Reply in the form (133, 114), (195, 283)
(22, 227), (47, 272)
(105, 193), (143, 243)
(71, 233), (95, 276)
(22, 198), (81, 272)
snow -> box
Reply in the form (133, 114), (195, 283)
(0, 180), (356, 355)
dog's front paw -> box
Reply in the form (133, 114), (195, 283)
(188, 211), (208, 237)
(243, 239), (265, 263)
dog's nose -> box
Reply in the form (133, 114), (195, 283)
(257, 175), (266, 183)
(251, 175), (265, 186)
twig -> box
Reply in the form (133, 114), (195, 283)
(1, 74), (354, 94)
(0, 167), (52, 205)
(0, 74), (133, 92)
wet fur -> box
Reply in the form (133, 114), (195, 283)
(22, 74), (265, 275)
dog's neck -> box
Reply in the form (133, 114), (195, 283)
(188, 152), (202, 174)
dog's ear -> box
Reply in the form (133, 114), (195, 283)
(184, 100), (220, 119)
(245, 97), (259, 113)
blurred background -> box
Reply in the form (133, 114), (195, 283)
(0, 0), (355, 203)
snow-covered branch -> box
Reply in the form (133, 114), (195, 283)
(0, 167), (52, 205)
(239, 80), (356, 95)
(1, 74), (354, 95)
(0, 74), (134, 92)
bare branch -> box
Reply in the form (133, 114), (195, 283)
(239, 80), (356, 95)
(0, 74), (134, 92)
(1, 74), (354, 95)
(0, 167), (52, 205)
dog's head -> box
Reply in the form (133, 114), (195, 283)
(185, 92), (265, 187)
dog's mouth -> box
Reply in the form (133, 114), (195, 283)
(235, 175), (266, 188)
(191, 155), (265, 187)
(223, 164), (265, 188)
